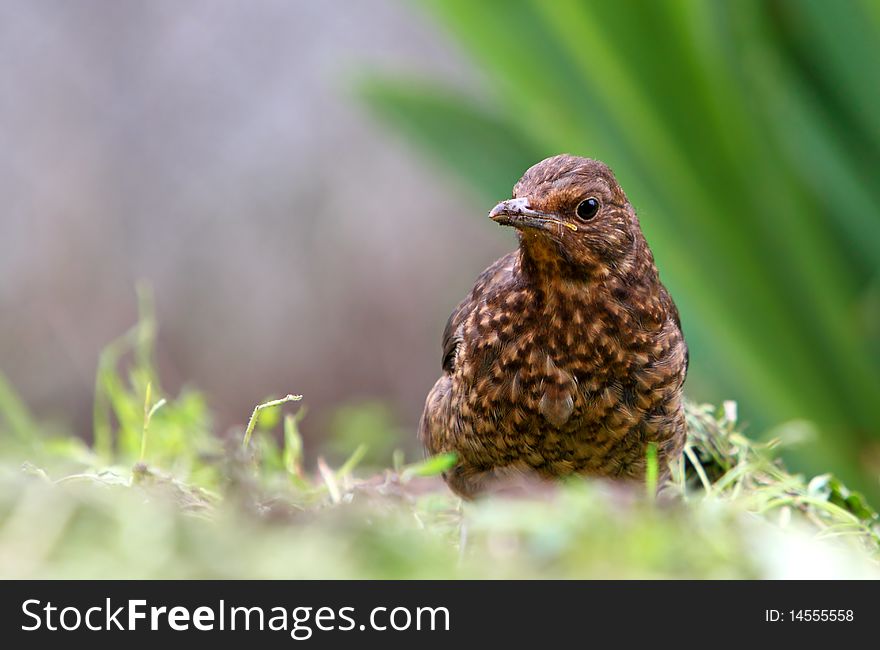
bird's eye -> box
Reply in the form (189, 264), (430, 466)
(576, 197), (600, 221)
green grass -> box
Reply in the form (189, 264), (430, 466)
(0, 305), (878, 579)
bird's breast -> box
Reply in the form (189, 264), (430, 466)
(462, 291), (628, 430)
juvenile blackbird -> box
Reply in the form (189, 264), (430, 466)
(419, 154), (687, 498)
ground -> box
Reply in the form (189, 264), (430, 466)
(0, 311), (877, 579)
(2, 396), (878, 579)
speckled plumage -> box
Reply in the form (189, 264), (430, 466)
(419, 155), (687, 498)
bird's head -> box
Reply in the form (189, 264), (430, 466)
(490, 154), (639, 277)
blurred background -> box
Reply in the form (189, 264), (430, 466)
(1, 1), (878, 498)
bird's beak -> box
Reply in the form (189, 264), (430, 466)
(489, 197), (577, 232)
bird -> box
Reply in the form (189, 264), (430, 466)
(419, 154), (688, 498)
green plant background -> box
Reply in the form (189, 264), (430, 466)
(359, 0), (880, 498)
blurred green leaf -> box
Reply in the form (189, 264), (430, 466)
(283, 412), (305, 482)
(401, 452), (457, 480)
(358, 77), (542, 200)
(808, 473), (879, 523)
(0, 371), (38, 443)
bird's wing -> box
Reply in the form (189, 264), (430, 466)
(440, 250), (518, 373)
(660, 285), (689, 378)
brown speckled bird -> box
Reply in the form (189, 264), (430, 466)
(419, 154), (687, 498)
